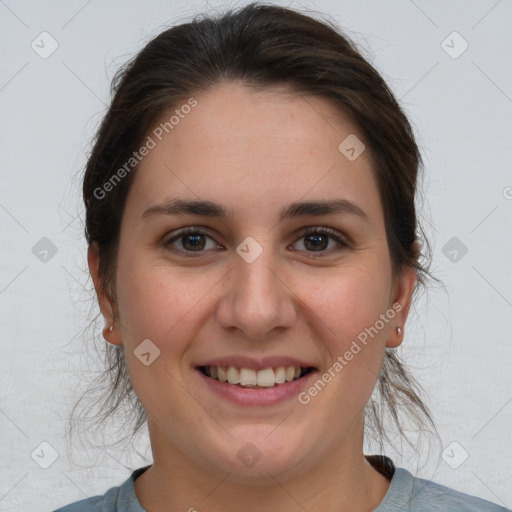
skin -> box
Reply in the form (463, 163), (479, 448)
(89, 81), (416, 512)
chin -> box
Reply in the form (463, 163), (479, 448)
(201, 427), (311, 483)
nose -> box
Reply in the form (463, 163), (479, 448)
(215, 243), (297, 341)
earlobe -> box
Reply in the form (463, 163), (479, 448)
(88, 243), (122, 346)
(386, 264), (417, 349)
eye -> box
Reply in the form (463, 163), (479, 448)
(290, 226), (350, 256)
(164, 227), (221, 257)
(164, 226), (350, 258)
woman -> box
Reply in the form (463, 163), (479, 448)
(55, 3), (509, 511)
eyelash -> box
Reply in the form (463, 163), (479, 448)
(163, 226), (350, 258)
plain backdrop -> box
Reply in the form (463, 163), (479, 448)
(1, 0), (511, 510)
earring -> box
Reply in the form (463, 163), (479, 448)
(396, 326), (402, 337)
(102, 324), (114, 341)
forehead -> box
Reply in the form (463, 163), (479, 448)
(123, 81), (383, 227)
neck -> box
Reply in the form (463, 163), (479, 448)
(134, 418), (390, 512)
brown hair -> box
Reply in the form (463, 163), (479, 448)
(72, 2), (436, 456)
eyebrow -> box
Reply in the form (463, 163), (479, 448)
(141, 198), (369, 223)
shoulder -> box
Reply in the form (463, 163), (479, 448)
(52, 466), (149, 512)
(52, 485), (118, 512)
(379, 467), (510, 511)
(408, 471), (509, 511)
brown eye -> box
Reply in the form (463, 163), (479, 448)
(292, 227), (350, 256)
(165, 228), (221, 257)
(179, 233), (206, 251)
(164, 226), (349, 258)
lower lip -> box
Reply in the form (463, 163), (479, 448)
(195, 368), (318, 406)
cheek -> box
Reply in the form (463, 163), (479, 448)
(311, 266), (392, 345)
(114, 255), (211, 416)
(115, 253), (183, 346)
(304, 265), (392, 403)
(115, 252), (220, 356)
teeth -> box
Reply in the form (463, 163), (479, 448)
(239, 368), (257, 386)
(275, 366), (286, 384)
(256, 368), (275, 387)
(204, 365), (307, 388)
(217, 367), (227, 382)
(227, 366), (240, 384)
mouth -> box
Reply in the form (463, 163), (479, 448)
(196, 365), (316, 389)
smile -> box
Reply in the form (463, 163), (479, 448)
(198, 365), (315, 388)
(195, 363), (319, 406)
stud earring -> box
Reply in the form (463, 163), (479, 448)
(396, 326), (402, 336)
(102, 324), (114, 341)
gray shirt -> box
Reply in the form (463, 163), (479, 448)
(53, 457), (510, 511)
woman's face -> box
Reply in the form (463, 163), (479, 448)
(91, 81), (415, 481)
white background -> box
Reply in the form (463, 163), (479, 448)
(1, 0), (511, 510)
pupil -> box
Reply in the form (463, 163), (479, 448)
(306, 233), (326, 251)
(184, 234), (204, 250)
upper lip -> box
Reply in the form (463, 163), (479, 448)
(195, 356), (317, 372)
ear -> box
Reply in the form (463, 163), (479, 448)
(386, 263), (417, 349)
(88, 242), (122, 346)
